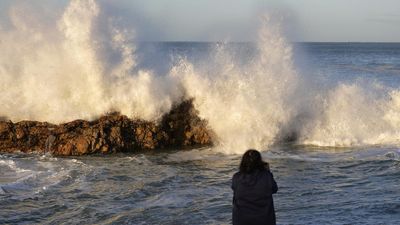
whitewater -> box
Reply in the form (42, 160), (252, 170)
(2, 0), (400, 152)
(1, 1), (400, 224)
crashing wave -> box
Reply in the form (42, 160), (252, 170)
(1, 0), (400, 154)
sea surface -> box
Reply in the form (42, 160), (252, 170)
(1, 43), (400, 225)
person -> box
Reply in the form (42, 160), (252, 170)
(231, 149), (278, 225)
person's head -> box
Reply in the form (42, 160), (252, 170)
(239, 149), (269, 173)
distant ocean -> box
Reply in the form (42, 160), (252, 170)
(1, 0), (400, 224)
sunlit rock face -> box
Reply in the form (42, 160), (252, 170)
(0, 100), (213, 156)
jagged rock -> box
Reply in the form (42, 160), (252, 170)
(0, 121), (56, 154)
(160, 100), (212, 147)
(0, 100), (213, 156)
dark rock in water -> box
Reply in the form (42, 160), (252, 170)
(0, 100), (213, 156)
(0, 121), (57, 154)
(160, 100), (212, 147)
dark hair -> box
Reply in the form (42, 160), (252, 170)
(239, 149), (269, 173)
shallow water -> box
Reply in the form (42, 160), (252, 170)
(1, 146), (400, 224)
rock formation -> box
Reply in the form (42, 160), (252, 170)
(0, 100), (213, 156)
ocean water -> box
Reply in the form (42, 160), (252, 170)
(1, 146), (400, 224)
(2, 42), (400, 225)
(2, 1), (400, 224)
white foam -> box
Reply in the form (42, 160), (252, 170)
(2, 1), (400, 153)
(300, 83), (400, 147)
(0, 159), (31, 173)
(172, 17), (299, 154)
(0, 0), (182, 122)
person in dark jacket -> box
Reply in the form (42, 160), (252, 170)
(231, 149), (278, 225)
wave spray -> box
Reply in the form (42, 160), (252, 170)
(2, 0), (400, 153)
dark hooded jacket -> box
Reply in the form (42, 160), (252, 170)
(231, 169), (278, 225)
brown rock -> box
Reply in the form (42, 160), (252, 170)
(0, 99), (213, 156)
(75, 137), (90, 155)
(160, 99), (213, 147)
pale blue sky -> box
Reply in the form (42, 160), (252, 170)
(1, 0), (399, 42)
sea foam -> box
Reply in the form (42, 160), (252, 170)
(1, 0), (400, 153)
(0, 0), (181, 122)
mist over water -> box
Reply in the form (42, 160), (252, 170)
(0, 0), (182, 123)
(2, 0), (400, 153)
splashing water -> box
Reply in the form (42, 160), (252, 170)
(2, 0), (400, 154)
(171, 17), (299, 153)
(301, 83), (400, 147)
(0, 0), (182, 123)
(2, 3), (400, 224)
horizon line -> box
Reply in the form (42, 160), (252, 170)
(137, 41), (400, 44)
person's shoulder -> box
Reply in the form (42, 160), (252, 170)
(261, 168), (273, 176)
(232, 171), (242, 180)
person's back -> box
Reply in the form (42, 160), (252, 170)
(231, 149), (278, 225)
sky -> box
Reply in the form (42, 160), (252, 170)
(0, 0), (399, 42)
